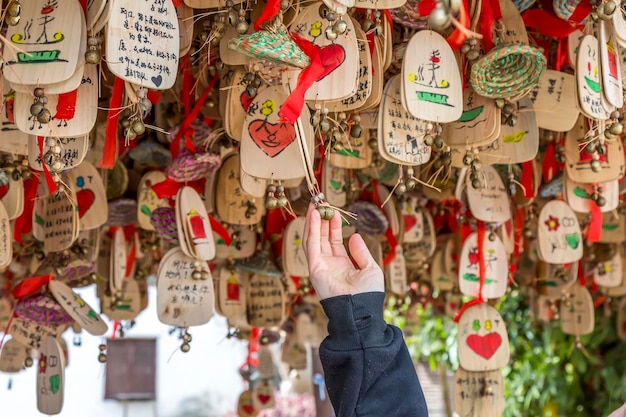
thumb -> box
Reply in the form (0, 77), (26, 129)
(348, 233), (376, 270)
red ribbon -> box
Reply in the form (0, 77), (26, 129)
(100, 77), (124, 169)
(279, 34), (325, 124)
(13, 175), (38, 243)
(480, 0), (503, 52)
(209, 216), (234, 247)
(454, 221), (487, 322)
(172, 0), (182, 6)
(522, 9), (581, 38)
(520, 161), (535, 198)
(254, 0), (281, 31)
(37, 136), (58, 194)
(542, 142), (558, 183)
(417, 0), (437, 16)
(12, 274), (53, 300)
(54, 90), (78, 121)
(568, 0), (592, 24)
(151, 177), (204, 199)
(447, 0), (470, 50)
(587, 194), (602, 243)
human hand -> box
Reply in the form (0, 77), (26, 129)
(302, 203), (384, 300)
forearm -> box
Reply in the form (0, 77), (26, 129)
(319, 292), (429, 417)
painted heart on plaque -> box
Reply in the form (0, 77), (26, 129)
(466, 332), (502, 359)
(76, 188), (95, 218)
(315, 44), (346, 81)
(565, 233), (580, 249)
(240, 91), (254, 112)
(248, 120), (296, 158)
(403, 215), (417, 232)
(258, 394), (271, 404)
(242, 405), (254, 414)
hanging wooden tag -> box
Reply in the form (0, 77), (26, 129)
(328, 126), (373, 169)
(4, 0), (84, 86)
(0, 80), (29, 155)
(67, 161), (108, 230)
(217, 265), (248, 322)
(281, 323), (308, 370)
(529, 70), (579, 132)
(15, 65), (98, 138)
(565, 176), (618, 213)
(560, 284), (594, 336)
(110, 227), (127, 293)
(617, 298), (626, 340)
(156, 247), (214, 327)
(564, 117), (625, 184)
(457, 304), (510, 372)
(239, 171), (267, 199)
(137, 171), (167, 231)
(454, 368), (505, 417)
(599, 211), (626, 243)
(379, 74), (432, 166)
(283, 217), (309, 277)
(402, 30), (463, 123)
(176, 186), (216, 261)
(537, 262), (577, 299)
(431, 247), (455, 291)
(288, 5), (359, 102)
(101, 278), (142, 322)
(599, 20), (624, 109)
(499, 96), (539, 163)
(1, 169), (24, 221)
(87, 0), (108, 32)
(252, 379), (275, 410)
(385, 245), (407, 295)
(240, 86), (312, 181)
(537, 200), (583, 264)
(37, 336), (66, 415)
(28, 135), (89, 173)
(466, 166), (511, 223)
(246, 273), (285, 328)
(9, 318), (58, 350)
(35, 186), (79, 253)
(0, 297), (11, 329)
(568, 29), (585, 67)
(49, 280), (108, 336)
(0, 338), (28, 373)
(608, 258), (626, 296)
(215, 154), (264, 225)
(177, 2), (194, 56)
(576, 35), (610, 120)
(215, 224), (257, 259)
(360, 33), (384, 112)
(458, 232), (508, 299)
(237, 389), (257, 417)
(403, 208), (436, 266)
(594, 251), (622, 288)
(322, 161), (346, 208)
(444, 85), (500, 147)
(499, 0), (529, 44)
(106, 0), (180, 90)
(400, 197), (423, 244)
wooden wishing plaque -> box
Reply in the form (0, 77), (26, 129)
(0, 80), (29, 155)
(215, 224), (257, 260)
(329, 128), (372, 169)
(67, 161), (107, 230)
(564, 117), (625, 183)
(110, 227), (128, 293)
(402, 30), (463, 123)
(37, 336), (66, 415)
(400, 197), (423, 244)
(253, 379), (275, 411)
(246, 273), (286, 328)
(34, 185), (79, 253)
(217, 266), (248, 322)
(28, 136), (89, 172)
(0, 338), (28, 373)
(576, 35), (610, 120)
(15, 65), (98, 138)
(283, 217), (309, 278)
(599, 211), (626, 243)
(499, 96), (539, 163)
(0, 297), (11, 329)
(49, 280), (108, 336)
(287, 4), (358, 102)
(322, 161), (346, 208)
(215, 154), (264, 226)
(457, 304), (510, 372)
(454, 368), (505, 417)
(385, 246), (407, 296)
(1, 170), (24, 221)
(537, 200), (583, 264)
(379, 75), (432, 166)
(237, 390), (257, 417)
(156, 247), (214, 327)
(176, 186), (216, 261)
(241, 86), (312, 181)
(599, 20), (624, 109)
(9, 318), (57, 350)
(529, 70), (579, 132)
(101, 278), (143, 322)
(560, 284), (594, 336)
(537, 262), (577, 299)
(402, 207), (436, 266)
(0, 201), (13, 269)
(431, 246), (455, 292)
(4, 0), (83, 86)
(466, 166), (511, 223)
(137, 170), (167, 231)
(458, 232), (508, 299)
(106, 0), (180, 90)
(565, 176), (618, 213)
(444, 85), (500, 147)
(594, 251), (622, 288)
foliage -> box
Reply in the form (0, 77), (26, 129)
(386, 290), (626, 417)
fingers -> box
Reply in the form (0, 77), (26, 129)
(304, 203), (321, 261)
(329, 211), (349, 258)
(348, 233), (376, 270)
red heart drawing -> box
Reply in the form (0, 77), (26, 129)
(466, 332), (502, 359)
(315, 44), (346, 81)
(258, 394), (271, 404)
(248, 120), (296, 158)
(240, 91), (254, 112)
(0, 183), (9, 200)
(76, 188), (95, 218)
(403, 215), (417, 232)
(242, 404), (255, 415)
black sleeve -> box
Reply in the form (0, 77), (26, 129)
(319, 292), (429, 417)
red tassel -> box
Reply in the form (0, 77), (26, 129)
(100, 77), (124, 169)
(587, 198), (602, 242)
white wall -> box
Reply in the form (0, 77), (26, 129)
(0, 286), (248, 417)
